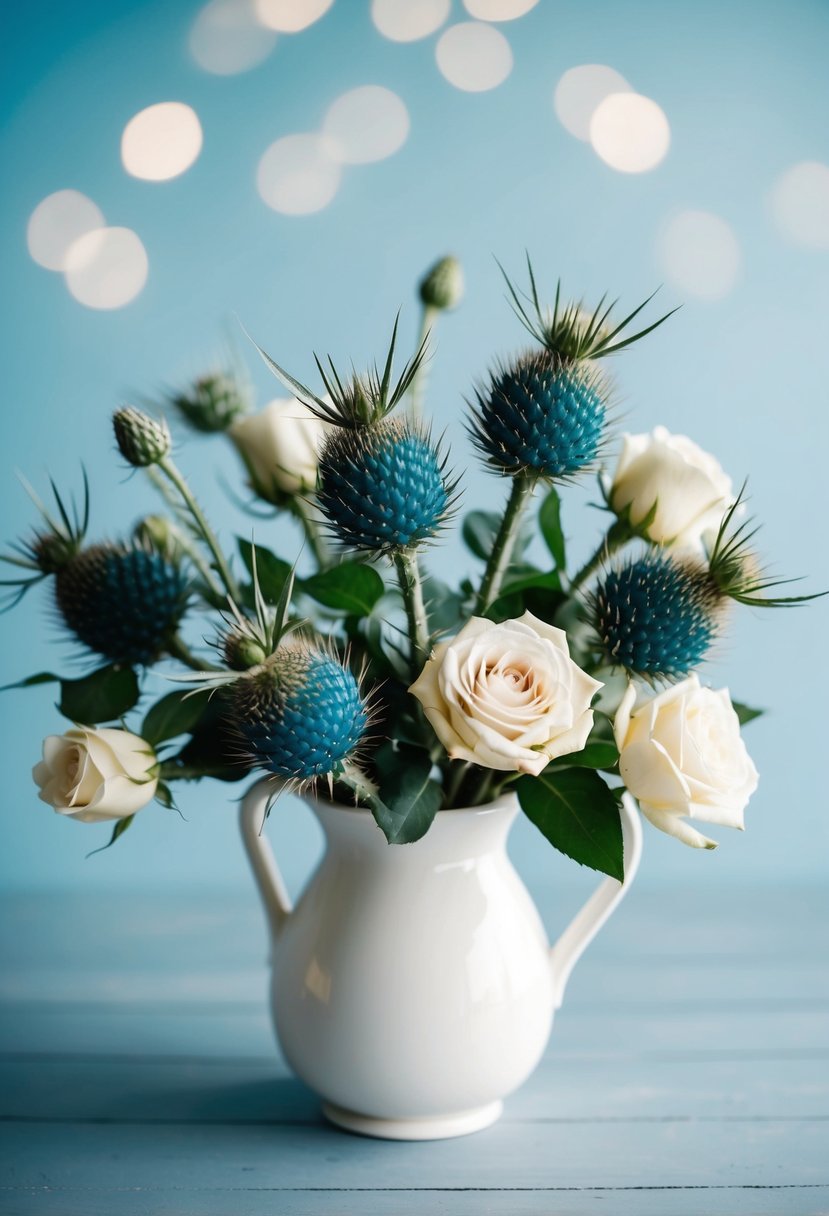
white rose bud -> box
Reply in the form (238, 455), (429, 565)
(610, 426), (733, 548)
(410, 612), (603, 776)
(33, 727), (158, 824)
(229, 397), (329, 501)
(613, 675), (758, 849)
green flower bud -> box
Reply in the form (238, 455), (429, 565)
(419, 255), (464, 312)
(133, 514), (180, 560)
(223, 631), (268, 671)
(173, 372), (249, 434)
(113, 407), (171, 467)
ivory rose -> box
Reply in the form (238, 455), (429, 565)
(230, 397), (328, 500)
(613, 676), (758, 849)
(410, 613), (603, 776)
(610, 426), (733, 548)
(33, 727), (158, 824)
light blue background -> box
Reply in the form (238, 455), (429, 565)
(1, 0), (827, 901)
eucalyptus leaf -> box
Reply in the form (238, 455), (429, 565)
(517, 768), (624, 881)
(539, 487), (566, 569)
(142, 690), (208, 746)
(374, 746), (442, 844)
(59, 666), (140, 725)
(303, 563), (385, 615)
(732, 700), (764, 726)
(237, 538), (292, 604)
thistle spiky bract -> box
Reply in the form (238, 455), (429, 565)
(55, 543), (189, 666)
(469, 350), (609, 479)
(317, 418), (456, 553)
(593, 551), (721, 679)
(253, 315), (426, 431)
(1, 475), (89, 609)
(233, 645), (369, 782)
(499, 255), (678, 363)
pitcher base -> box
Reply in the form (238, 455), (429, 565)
(322, 1099), (503, 1141)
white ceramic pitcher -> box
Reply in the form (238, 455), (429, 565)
(240, 780), (642, 1140)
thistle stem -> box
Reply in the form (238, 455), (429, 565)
(158, 457), (240, 603)
(292, 498), (332, 571)
(393, 548), (430, 672)
(569, 519), (632, 593)
(410, 304), (437, 418)
(167, 634), (219, 672)
(473, 472), (535, 614)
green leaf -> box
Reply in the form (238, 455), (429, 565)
(548, 741), (620, 772)
(539, 487), (566, 569)
(59, 666), (140, 725)
(169, 693), (251, 782)
(237, 538), (292, 604)
(1, 671), (59, 693)
(142, 690), (208, 746)
(422, 576), (466, 635)
(303, 562), (385, 615)
(517, 767), (624, 880)
(501, 568), (562, 597)
(374, 746), (442, 844)
(462, 511), (533, 563)
(87, 814), (134, 857)
(732, 700), (764, 726)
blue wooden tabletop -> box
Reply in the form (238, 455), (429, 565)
(1, 881), (827, 1215)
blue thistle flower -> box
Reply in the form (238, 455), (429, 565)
(593, 552), (720, 679)
(234, 648), (368, 781)
(55, 543), (189, 666)
(469, 350), (608, 479)
(317, 418), (455, 553)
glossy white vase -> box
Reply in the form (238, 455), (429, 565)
(240, 781), (642, 1140)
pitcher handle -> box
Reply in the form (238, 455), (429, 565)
(239, 777), (293, 940)
(549, 793), (642, 1009)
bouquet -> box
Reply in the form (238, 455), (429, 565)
(5, 257), (820, 877)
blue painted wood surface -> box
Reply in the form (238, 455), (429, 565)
(1, 883), (827, 1215)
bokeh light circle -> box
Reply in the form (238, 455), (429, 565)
(657, 210), (741, 300)
(121, 102), (203, 182)
(589, 92), (670, 173)
(257, 134), (341, 215)
(27, 190), (105, 272)
(190, 0), (276, 75)
(462, 0), (539, 19)
(322, 86), (410, 165)
(255, 0), (333, 32)
(371, 0), (450, 42)
(554, 64), (632, 141)
(770, 161), (829, 249)
(64, 227), (149, 310)
(435, 22), (513, 92)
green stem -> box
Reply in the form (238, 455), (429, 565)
(410, 303), (437, 418)
(569, 519), (632, 593)
(167, 634), (219, 672)
(158, 457), (240, 603)
(393, 548), (430, 672)
(442, 760), (471, 809)
(292, 498), (332, 570)
(473, 472), (536, 615)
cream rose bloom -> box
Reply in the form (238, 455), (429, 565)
(230, 397), (329, 499)
(613, 675), (758, 849)
(33, 727), (158, 824)
(410, 613), (603, 776)
(610, 426), (733, 548)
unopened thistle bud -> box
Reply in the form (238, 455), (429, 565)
(223, 631), (268, 672)
(419, 255), (464, 312)
(113, 407), (171, 468)
(172, 372), (249, 434)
